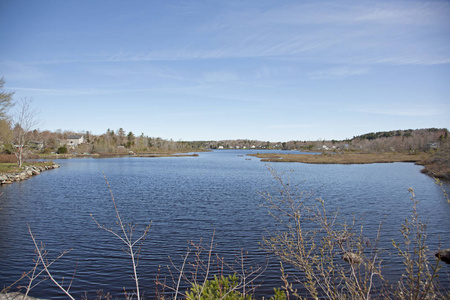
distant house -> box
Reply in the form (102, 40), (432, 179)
(28, 140), (44, 150)
(67, 135), (84, 147)
(426, 142), (439, 150)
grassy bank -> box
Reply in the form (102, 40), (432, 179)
(248, 152), (429, 164)
(419, 142), (450, 180)
(249, 151), (450, 180)
(0, 161), (56, 174)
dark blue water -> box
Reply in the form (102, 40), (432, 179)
(1, 150), (449, 298)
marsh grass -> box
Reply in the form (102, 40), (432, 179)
(249, 152), (429, 164)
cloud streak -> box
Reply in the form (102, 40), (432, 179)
(309, 67), (369, 80)
(99, 1), (450, 66)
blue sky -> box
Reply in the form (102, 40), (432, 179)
(1, 0), (449, 141)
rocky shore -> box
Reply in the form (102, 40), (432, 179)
(0, 163), (60, 185)
(0, 292), (45, 300)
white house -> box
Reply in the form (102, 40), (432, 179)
(67, 135), (84, 146)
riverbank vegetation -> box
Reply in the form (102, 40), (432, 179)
(1, 127), (449, 180)
(248, 139), (450, 181)
(420, 140), (450, 180)
(1, 78), (449, 172)
(248, 152), (429, 164)
(0, 154), (55, 174)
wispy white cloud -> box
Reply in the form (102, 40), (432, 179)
(2, 1), (448, 68)
(353, 2), (450, 25)
(203, 71), (238, 83)
(309, 66), (369, 80)
(0, 61), (47, 81)
(105, 1), (449, 66)
(9, 86), (186, 96)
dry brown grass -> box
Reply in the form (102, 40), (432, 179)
(0, 161), (55, 174)
(420, 141), (450, 180)
(0, 154), (16, 164)
(248, 152), (429, 164)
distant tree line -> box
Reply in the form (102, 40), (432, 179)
(0, 76), (449, 159)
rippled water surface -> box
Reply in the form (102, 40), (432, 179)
(1, 150), (449, 298)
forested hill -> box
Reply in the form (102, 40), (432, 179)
(353, 128), (447, 142)
(348, 128), (448, 152)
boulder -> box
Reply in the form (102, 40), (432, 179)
(0, 292), (46, 300)
(9, 174), (20, 181)
(343, 252), (362, 264)
(435, 249), (450, 264)
(0, 163), (60, 185)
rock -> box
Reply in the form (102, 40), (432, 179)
(0, 163), (60, 185)
(0, 292), (47, 300)
(435, 249), (450, 264)
(343, 252), (362, 264)
(9, 175), (20, 181)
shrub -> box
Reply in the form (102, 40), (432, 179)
(42, 148), (52, 154)
(1, 143), (14, 154)
(57, 146), (68, 154)
(186, 274), (252, 300)
(260, 167), (446, 299)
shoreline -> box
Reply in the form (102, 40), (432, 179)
(247, 152), (429, 164)
(248, 152), (449, 180)
(36, 150), (207, 159)
(0, 163), (60, 185)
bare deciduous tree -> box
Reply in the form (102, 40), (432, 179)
(12, 97), (40, 167)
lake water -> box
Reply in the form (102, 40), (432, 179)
(1, 150), (449, 299)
